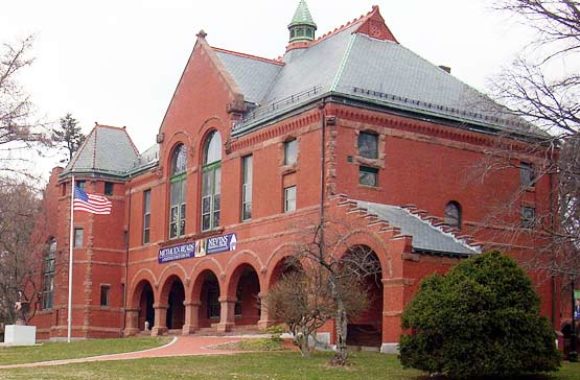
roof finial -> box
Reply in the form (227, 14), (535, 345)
(286, 0), (317, 52)
(196, 29), (207, 39)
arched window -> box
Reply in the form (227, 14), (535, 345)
(202, 131), (222, 231)
(41, 238), (57, 309)
(444, 201), (462, 229)
(169, 144), (187, 239)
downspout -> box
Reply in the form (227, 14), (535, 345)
(319, 98), (327, 228)
(122, 186), (132, 336)
(549, 166), (556, 328)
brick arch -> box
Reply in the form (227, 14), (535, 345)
(128, 269), (158, 308)
(163, 133), (193, 175)
(225, 250), (265, 276)
(225, 260), (262, 300)
(263, 243), (304, 291)
(158, 264), (189, 301)
(196, 118), (227, 163)
(189, 258), (225, 301)
(331, 228), (392, 279)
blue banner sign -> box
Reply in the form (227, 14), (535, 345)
(158, 242), (195, 264)
(206, 233), (237, 254)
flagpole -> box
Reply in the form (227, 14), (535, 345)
(67, 175), (75, 343)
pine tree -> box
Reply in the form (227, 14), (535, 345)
(51, 113), (85, 163)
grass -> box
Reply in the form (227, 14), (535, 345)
(0, 352), (579, 380)
(215, 337), (287, 352)
(0, 336), (169, 365)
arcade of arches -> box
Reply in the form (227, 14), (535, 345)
(125, 246), (388, 348)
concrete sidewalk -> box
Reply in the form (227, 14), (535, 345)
(0, 336), (244, 369)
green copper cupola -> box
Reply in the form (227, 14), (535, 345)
(288, 0), (317, 43)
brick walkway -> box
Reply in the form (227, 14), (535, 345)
(0, 336), (244, 369)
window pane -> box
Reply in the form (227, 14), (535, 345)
(170, 222), (177, 239)
(284, 186), (296, 212)
(172, 144), (187, 175)
(144, 190), (151, 213)
(100, 286), (110, 306)
(104, 182), (114, 196)
(358, 132), (378, 159)
(213, 211), (220, 228)
(444, 202), (461, 229)
(520, 162), (535, 187)
(205, 131), (222, 164)
(74, 228), (83, 247)
(521, 207), (535, 228)
(359, 166), (378, 187)
(202, 196), (211, 214)
(214, 194), (221, 214)
(202, 214), (211, 231)
(170, 207), (178, 223)
(215, 167), (221, 196)
(284, 140), (297, 165)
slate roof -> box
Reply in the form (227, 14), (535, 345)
(129, 143), (160, 175)
(213, 49), (283, 104)
(355, 200), (481, 257)
(221, 7), (545, 139)
(61, 125), (139, 178)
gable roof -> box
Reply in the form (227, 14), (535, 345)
(223, 6), (545, 139)
(61, 124), (139, 179)
(355, 200), (481, 257)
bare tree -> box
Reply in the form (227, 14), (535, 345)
(265, 219), (381, 365)
(264, 261), (368, 357)
(0, 179), (44, 326)
(482, 0), (580, 282)
(0, 35), (49, 175)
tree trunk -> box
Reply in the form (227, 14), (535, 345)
(332, 293), (349, 365)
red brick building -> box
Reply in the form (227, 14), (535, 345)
(31, 2), (560, 352)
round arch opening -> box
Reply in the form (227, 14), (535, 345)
(163, 276), (185, 331)
(197, 270), (221, 328)
(344, 246), (383, 348)
(134, 280), (155, 331)
(230, 264), (261, 326)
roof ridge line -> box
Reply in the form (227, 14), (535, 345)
(92, 125), (98, 171)
(330, 33), (357, 92)
(212, 46), (285, 66)
(310, 7), (372, 47)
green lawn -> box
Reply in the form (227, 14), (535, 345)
(1, 352), (579, 380)
(0, 336), (169, 365)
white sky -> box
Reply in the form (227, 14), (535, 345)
(1, 0), (536, 181)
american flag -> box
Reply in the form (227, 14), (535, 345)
(73, 187), (112, 215)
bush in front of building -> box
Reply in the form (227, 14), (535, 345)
(399, 251), (560, 378)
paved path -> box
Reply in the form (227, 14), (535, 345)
(0, 336), (245, 369)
